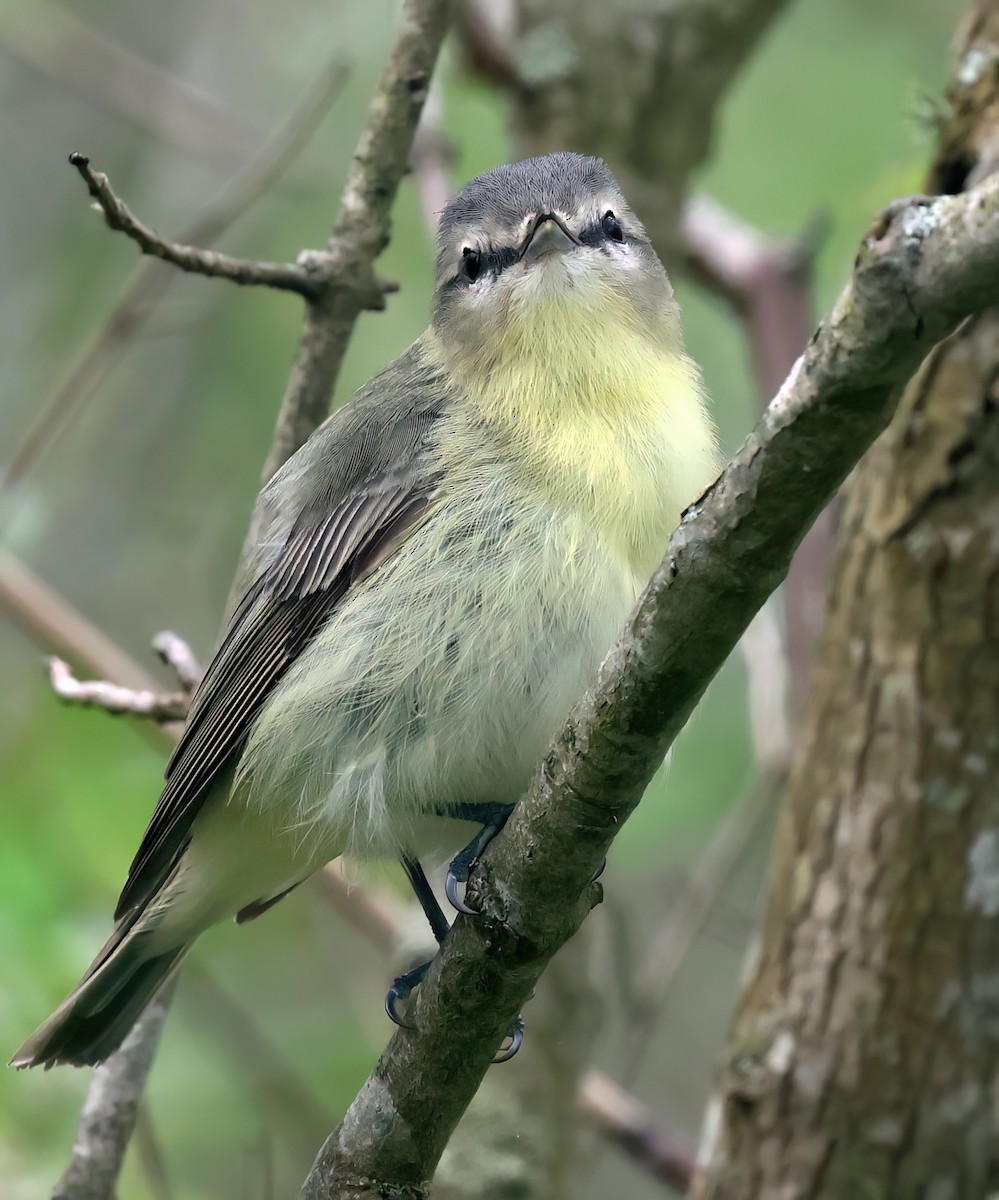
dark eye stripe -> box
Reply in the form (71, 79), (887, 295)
(448, 244), (519, 289)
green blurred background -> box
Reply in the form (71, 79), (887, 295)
(0, 0), (963, 1195)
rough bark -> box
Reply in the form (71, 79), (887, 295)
(690, 7), (999, 1197)
(432, 937), (597, 1200)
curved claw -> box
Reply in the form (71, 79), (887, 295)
(446, 866), (478, 915)
(492, 1017), (524, 1064)
(385, 960), (431, 1030)
(385, 986), (415, 1030)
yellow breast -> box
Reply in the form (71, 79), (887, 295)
(441, 295), (718, 582)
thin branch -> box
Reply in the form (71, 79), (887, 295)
(299, 179), (999, 1199)
(578, 1069), (695, 1192)
(51, 982), (175, 1200)
(67, 153), (322, 296)
(1, 57), (350, 496)
(48, 657), (189, 722)
(260, 0), (452, 481)
(150, 631), (202, 692)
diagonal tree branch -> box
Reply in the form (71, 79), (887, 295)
(0, 544), (726, 1195)
(299, 177), (999, 1199)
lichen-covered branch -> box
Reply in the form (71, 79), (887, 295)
(300, 176), (999, 1200)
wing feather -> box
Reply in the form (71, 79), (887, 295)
(115, 440), (443, 920)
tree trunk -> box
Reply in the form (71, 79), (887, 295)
(690, 6), (999, 1197)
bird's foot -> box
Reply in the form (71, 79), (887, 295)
(384, 961), (431, 1029)
(384, 961), (525, 1063)
(444, 804), (515, 915)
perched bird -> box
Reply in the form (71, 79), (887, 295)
(14, 151), (717, 1069)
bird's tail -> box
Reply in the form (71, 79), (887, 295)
(11, 915), (189, 1069)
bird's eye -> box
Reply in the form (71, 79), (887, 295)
(601, 211), (624, 243)
(462, 248), (482, 282)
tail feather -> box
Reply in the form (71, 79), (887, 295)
(12, 926), (188, 1069)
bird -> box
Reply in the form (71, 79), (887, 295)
(14, 151), (717, 1069)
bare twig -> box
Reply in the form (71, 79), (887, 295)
(1, 57), (350, 497)
(51, 982), (175, 1200)
(260, 0), (452, 481)
(151, 631), (202, 692)
(0, 547), (394, 957)
(578, 1069), (695, 1192)
(48, 656), (189, 722)
(67, 153), (322, 296)
(300, 180), (999, 1198)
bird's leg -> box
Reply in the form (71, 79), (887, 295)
(386, 852), (524, 1062)
(402, 853), (451, 946)
(439, 802), (515, 915)
(385, 856), (449, 1028)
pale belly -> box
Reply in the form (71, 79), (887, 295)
(235, 483), (645, 868)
